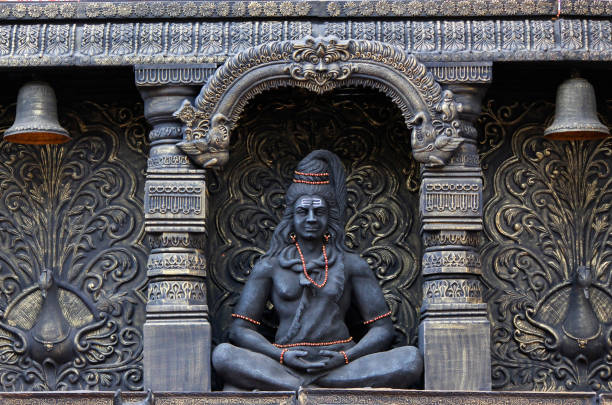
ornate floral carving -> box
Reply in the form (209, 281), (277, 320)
(175, 36), (464, 169)
(0, 101), (148, 391)
(423, 279), (483, 302)
(480, 99), (612, 392)
(148, 281), (206, 302)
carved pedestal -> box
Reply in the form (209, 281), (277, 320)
(137, 67), (215, 391)
(418, 78), (492, 390)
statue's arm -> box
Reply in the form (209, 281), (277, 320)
(228, 260), (284, 361)
(346, 254), (394, 360)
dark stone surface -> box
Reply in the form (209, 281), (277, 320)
(212, 150), (422, 390)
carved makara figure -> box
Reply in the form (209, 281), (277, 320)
(213, 150), (422, 390)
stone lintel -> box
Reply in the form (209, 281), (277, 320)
(298, 389), (596, 405)
(0, 19), (611, 67)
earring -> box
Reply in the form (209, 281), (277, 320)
(289, 232), (296, 243)
(323, 232), (331, 243)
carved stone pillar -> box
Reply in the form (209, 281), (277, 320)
(419, 63), (492, 390)
(136, 65), (216, 392)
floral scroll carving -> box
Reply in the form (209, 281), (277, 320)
(174, 36), (465, 169)
(0, 101), (148, 391)
(480, 99), (612, 392)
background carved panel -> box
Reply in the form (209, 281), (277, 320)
(0, 93), (148, 390)
(207, 88), (422, 386)
(479, 68), (612, 392)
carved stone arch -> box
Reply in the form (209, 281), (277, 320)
(174, 36), (465, 168)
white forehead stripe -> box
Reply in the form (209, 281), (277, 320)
(299, 197), (323, 206)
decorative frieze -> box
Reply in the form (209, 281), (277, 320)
(423, 183), (480, 213)
(0, 19), (611, 66)
(148, 280), (207, 303)
(423, 231), (481, 248)
(147, 154), (192, 171)
(425, 62), (492, 84)
(144, 176), (207, 232)
(421, 179), (483, 225)
(147, 251), (207, 277)
(422, 251), (482, 275)
(423, 279), (483, 303)
(147, 183), (204, 215)
(147, 143), (197, 171)
(149, 233), (206, 251)
(0, 0), (596, 21)
(135, 64), (217, 86)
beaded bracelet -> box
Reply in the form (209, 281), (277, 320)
(363, 310), (391, 325)
(231, 313), (261, 325)
(279, 348), (288, 364)
(339, 350), (349, 364)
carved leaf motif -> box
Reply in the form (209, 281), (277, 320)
(0, 100), (147, 391)
(480, 98), (612, 391)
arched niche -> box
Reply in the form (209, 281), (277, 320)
(174, 36), (465, 168)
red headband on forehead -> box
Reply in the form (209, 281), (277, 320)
(293, 170), (330, 185)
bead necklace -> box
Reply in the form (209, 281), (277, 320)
(294, 240), (328, 288)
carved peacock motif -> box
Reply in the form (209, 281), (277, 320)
(0, 268), (119, 387)
(514, 266), (611, 363)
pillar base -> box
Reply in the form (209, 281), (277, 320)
(419, 304), (491, 391)
(144, 306), (211, 392)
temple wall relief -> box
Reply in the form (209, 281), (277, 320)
(0, 94), (148, 391)
(479, 72), (612, 392)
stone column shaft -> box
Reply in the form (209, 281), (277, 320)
(418, 71), (492, 390)
(139, 83), (210, 392)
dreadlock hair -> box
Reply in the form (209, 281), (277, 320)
(263, 150), (348, 258)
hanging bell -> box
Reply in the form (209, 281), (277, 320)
(4, 81), (71, 144)
(544, 77), (610, 141)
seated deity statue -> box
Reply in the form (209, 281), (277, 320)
(213, 150), (423, 390)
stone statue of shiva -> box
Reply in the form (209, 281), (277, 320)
(213, 150), (423, 390)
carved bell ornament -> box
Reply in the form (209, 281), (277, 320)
(544, 77), (610, 141)
(4, 81), (71, 144)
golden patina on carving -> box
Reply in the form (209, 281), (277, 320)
(480, 99), (612, 392)
(206, 88), (421, 353)
(0, 101), (148, 391)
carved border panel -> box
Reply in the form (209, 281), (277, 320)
(0, 19), (610, 67)
(0, 0), (609, 20)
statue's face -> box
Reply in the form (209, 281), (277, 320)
(293, 194), (328, 241)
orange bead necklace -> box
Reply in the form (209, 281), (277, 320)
(294, 240), (328, 288)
